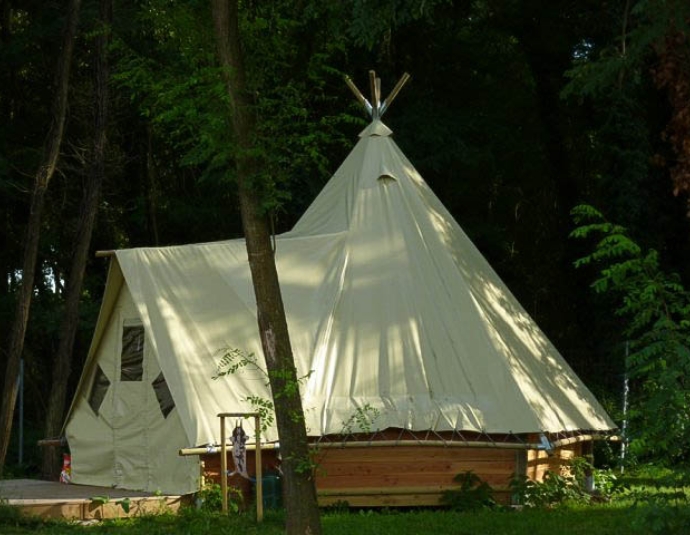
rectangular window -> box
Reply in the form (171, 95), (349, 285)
(88, 365), (110, 415)
(152, 372), (175, 418)
(120, 325), (144, 381)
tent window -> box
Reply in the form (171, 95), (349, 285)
(152, 372), (175, 418)
(88, 365), (110, 415)
(120, 325), (144, 381)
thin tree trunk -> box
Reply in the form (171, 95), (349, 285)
(146, 127), (160, 246)
(41, 0), (111, 479)
(0, 0), (10, 44)
(210, 1), (321, 533)
(0, 0), (82, 475)
(0, 0), (13, 301)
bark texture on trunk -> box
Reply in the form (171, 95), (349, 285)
(41, 0), (111, 479)
(210, 1), (322, 533)
(0, 0), (82, 475)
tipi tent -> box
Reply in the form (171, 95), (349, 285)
(64, 73), (615, 502)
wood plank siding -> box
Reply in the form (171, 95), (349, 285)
(200, 433), (589, 508)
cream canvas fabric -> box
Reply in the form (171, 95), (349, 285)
(65, 118), (615, 495)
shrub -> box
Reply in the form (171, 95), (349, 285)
(440, 471), (496, 511)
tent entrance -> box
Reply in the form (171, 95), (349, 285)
(98, 320), (150, 489)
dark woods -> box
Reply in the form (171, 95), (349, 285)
(1, 0), (689, 475)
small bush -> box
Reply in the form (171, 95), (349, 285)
(440, 471), (496, 511)
(510, 458), (622, 508)
(196, 483), (244, 513)
(510, 472), (587, 508)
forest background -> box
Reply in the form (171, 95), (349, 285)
(1, 0), (690, 475)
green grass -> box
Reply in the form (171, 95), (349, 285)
(2, 466), (690, 535)
(0, 502), (672, 535)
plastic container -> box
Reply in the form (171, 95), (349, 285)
(252, 473), (282, 509)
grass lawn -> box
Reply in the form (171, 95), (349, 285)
(2, 467), (689, 534)
(0, 501), (672, 535)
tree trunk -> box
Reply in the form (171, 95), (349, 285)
(0, 0), (13, 301)
(146, 126), (160, 246)
(210, 1), (322, 533)
(0, 0), (82, 475)
(41, 0), (111, 479)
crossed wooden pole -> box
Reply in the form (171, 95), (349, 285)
(344, 70), (410, 119)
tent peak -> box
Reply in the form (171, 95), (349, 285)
(358, 119), (393, 137)
(345, 70), (410, 121)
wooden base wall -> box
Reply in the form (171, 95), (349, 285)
(314, 445), (517, 506)
(202, 439), (588, 508)
(527, 443), (583, 482)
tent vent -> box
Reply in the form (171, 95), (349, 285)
(378, 174), (396, 185)
(88, 365), (110, 415)
(120, 325), (144, 381)
(152, 372), (175, 418)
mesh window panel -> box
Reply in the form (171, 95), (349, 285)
(88, 365), (110, 415)
(121, 326), (144, 381)
(152, 372), (175, 418)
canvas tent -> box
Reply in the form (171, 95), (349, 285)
(64, 73), (615, 498)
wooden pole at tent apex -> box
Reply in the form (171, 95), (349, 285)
(343, 70), (411, 119)
(217, 412), (263, 521)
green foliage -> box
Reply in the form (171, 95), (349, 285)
(510, 472), (585, 508)
(0, 502), (25, 525)
(510, 457), (620, 508)
(0, 504), (645, 534)
(340, 404), (380, 434)
(213, 348), (260, 380)
(89, 495), (131, 514)
(196, 483), (243, 514)
(111, 0), (356, 221)
(244, 395), (276, 436)
(562, 1), (690, 100)
(440, 471), (496, 511)
(571, 205), (690, 463)
(347, 0), (451, 50)
(213, 347), (276, 435)
(621, 469), (690, 534)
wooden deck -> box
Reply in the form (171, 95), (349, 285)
(0, 479), (189, 520)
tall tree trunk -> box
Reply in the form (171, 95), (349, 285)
(41, 0), (111, 479)
(0, 0), (13, 301)
(653, 29), (690, 199)
(210, 2), (321, 533)
(146, 127), (160, 246)
(0, 0), (82, 475)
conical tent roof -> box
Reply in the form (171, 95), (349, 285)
(285, 117), (615, 435)
(68, 76), (615, 453)
(105, 117), (615, 448)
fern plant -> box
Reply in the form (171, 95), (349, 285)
(571, 205), (690, 463)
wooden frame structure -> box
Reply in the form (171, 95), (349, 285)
(217, 412), (262, 520)
(182, 429), (614, 507)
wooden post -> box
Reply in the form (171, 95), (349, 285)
(255, 414), (263, 522)
(200, 459), (206, 490)
(369, 70), (378, 118)
(220, 415), (228, 513)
